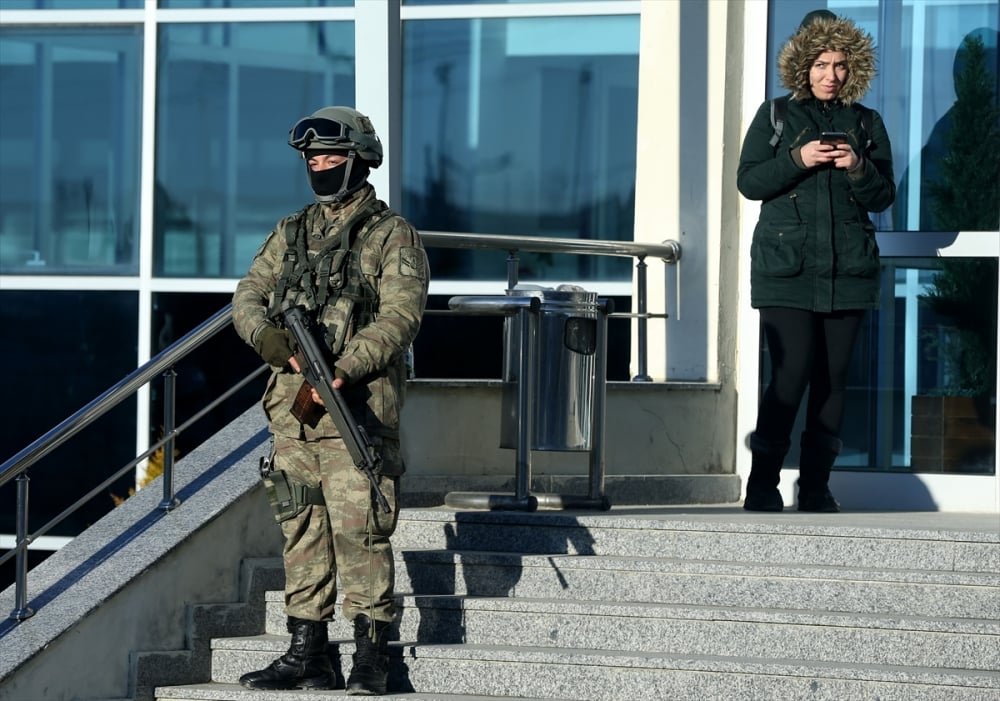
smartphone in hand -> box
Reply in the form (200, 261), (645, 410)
(820, 131), (849, 145)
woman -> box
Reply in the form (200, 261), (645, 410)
(737, 10), (895, 512)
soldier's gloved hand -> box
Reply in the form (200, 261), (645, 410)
(255, 326), (295, 368)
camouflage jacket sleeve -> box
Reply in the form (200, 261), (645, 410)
(231, 217), (292, 351)
(334, 215), (429, 381)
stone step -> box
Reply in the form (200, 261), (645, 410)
(263, 551), (1000, 621)
(257, 594), (1000, 672)
(391, 509), (1000, 573)
(157, 683), (546, 701)
(156, 511), (1000, 701)
(199, 638), (1000, 700)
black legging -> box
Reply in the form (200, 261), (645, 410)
(755, 307), (865, 443)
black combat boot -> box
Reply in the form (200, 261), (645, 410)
(797, 430), (842, 512)
(743, 433), (790, 512)
(239, 616), (336, 690)
(346, 614), (391, 696)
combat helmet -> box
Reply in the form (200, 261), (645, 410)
(288, 106), (383, 167)
(289, 106), (383, 203)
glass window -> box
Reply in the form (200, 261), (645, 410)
(0, 1), (142, 8)
(763, 1), (998, 475)
(150, 292), (261, 458)
(0, 27), (143, 274)
(160, 0), (351, 7)
(155, 22), (355, 278)
(0, 290), (139, 536)
(402, 15), (640, 282)
(403, 0), (631, 5)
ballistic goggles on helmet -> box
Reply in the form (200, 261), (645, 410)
(288, 117), (359, 150)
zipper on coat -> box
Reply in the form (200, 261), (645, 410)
(789, 193), (803, 222)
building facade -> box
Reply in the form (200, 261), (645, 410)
(1, 0), (997, 526)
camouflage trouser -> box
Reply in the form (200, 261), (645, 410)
(272, 434), (400, 624)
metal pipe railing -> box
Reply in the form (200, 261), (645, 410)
(1, 230), (683, 622)
(420, 231), (682, 381)
(0, 304), (234, 489)
(0, 304), (242, 622)
(419, 231), (681, 263)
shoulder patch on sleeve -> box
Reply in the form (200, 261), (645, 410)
(253, 230), (280, 261)
(398, 246), (428, 280)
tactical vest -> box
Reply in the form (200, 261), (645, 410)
(267, 199), (395, 352)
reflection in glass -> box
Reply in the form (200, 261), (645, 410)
(150, 292), (261, 459)
(907, 259), (997, 473)
(0, 27), (142, 274)
(897, 24), (999, 232)
(0, 290), (139, 535)
(160, 0), (351, 6)
(155, 22), (354, 278)
(403, 0), (625, 4)
(0, 0), (142, 8)
(402, 16), (639, 281)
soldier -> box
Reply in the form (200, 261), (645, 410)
(232, 106), (429, 694)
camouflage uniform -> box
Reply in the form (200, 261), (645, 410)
(233, 183), (428, 625)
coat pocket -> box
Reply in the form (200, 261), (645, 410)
(751, 222), (807, 277)
(835, 222), (880, 276)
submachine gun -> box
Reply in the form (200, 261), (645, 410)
(281, 301), (391, 514)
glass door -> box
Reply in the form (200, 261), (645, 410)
(761, 0), (999, 511)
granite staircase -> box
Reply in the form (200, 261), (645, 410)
(155, 507), (1000, 701)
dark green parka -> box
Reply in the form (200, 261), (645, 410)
(737, 14), (896, 312)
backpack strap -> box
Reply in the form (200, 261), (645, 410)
(769, 94), (874, 153)
(768, 94), (789, 147)
(854, 103), (874, 153)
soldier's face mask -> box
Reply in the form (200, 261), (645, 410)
(306, 153), (370, 203)
(289, 117), (352, 150)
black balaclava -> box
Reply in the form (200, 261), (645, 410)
(305, 150), (371, 204)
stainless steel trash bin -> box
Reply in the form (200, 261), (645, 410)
(500, 285), (599, 451)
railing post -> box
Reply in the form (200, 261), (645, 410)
(633, 256), (652, 381)
(585, 299), (611, 507)
(506, 250), (520, 289)
(158, 367), (181, 511)
(10, 472), (35, 621)
(513, 306), (535, 503)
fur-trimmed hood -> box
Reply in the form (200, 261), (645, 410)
(777, 14), (876, 105)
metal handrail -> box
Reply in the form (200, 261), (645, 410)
(0, 305), (235, 488)
(0, 304), (255, 621)
(1, 231), (682, 622)
(420, 231), (681, 263)
(422, 232), (682, 381)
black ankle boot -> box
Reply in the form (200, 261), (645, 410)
(797, 430), (842, 513)
(346, 614), (391, 696)
(743, 433), (790, 512)
(239, 616), (336, 690)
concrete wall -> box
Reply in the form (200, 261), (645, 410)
(399, 380), (740, 505)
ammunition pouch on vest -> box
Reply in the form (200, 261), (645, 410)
(267, 199), (395, 353)
(262, 469), (326, 523)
